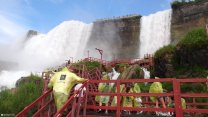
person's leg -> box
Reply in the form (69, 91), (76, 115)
(155, 99), (159, 108)
(105, 103), (108, 114)
(159, 97), (166, 108)
(98, 102), (102, 112)
(54, 92), (68, 111)
(53, 91), (59, 111)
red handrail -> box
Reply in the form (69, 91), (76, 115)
(16, 89), (53, 117)
(16, 78), (208, 117)
(87, 78), (208, 117)
(54, 80), (89, 117)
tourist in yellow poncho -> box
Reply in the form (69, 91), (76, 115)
(48, 67), (87, 111)
(181, 98), (186, 109)
(95, 72), (110, 114)
(122, 86), (133, 115)
(149, 77), (166, 108)
(132, 83), (142, 114)
(111, 84), (126, 106)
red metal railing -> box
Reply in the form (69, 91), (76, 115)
(87, 78), (208, 117)
(15, 89), (54, 117)
(80, 56), (153, 69)
(54, 80), (89, 117)
(16, 78), (208, 117)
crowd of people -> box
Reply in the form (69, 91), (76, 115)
(46, 65), (186, 116)
(95, 66), (187, 116)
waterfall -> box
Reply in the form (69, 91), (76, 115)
(19, 20), (92, 71)
(139, 9), (172, 58)
(0, 10), (172, 89)
(0, 20), (92, 89)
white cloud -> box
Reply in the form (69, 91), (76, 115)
(0, 15), (27, 44)
(0, 0), (30, 44)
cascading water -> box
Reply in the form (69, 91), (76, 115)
(0, 10), (172, 89)
(0, 20), (92, 89)
(20, 21), (92, 71)
(139, 9), (172, 58)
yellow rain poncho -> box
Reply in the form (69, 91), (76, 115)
(95, 73), (110, 103)
(122, 88), (134, 107)
(48, 67), (86, 110)
(132, 83), (142, 108)
(181, 98), (186, 109)
(111, 84), (126, 106)
(149, 82), (163, 102)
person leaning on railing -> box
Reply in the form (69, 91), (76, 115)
(149, 77), (179, 116)
(122, 85), (134, 115)
(48, 67), (87, 111)
(149, 77), (166, 108)
(95, 72), (111, 114)
(110, 84), (126, 107)
(132, 83), (143, 114)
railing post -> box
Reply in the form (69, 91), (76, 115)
(116, 80), (121, 117)
(71, 99), (76, 117)
(83, 82), (88, 116)
(173, 78), (182, 117)
(193, 98), (197, 117)
(76, 91), (82, 117)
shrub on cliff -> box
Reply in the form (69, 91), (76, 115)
(0, 74), (42, 114)
(171, 0), (207, 9)
(75, 61), (102, 71)
(16, 73), (42, 87)
(178, 28), (208, 48)
(154, 27), (208, 78)
(155, 45), (176, 59)
(154, 45), (176, 78)
(176, 28), (208, 69)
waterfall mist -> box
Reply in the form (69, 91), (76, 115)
(20, 21), (92, 71)
(84, 21), (122, 60)
(0, 20), (92, 88)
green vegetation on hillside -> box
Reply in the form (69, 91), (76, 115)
(0, 74), (42, 114)
(178, 28), (208, 49)
(154, 27), (208, 78)
(171, 0), (208, 9)
(153, 27), (208, 108)
(154, 45), (176, 59)
(77, 61), (102, 70)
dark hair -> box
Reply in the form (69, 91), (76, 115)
(126, 86), (131, 92)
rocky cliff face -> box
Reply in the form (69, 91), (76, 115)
(171, 1), (208, 44)
(26, 30), (38, 39)
(86, 15), (141, 59)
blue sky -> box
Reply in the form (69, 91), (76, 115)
(0, 0), (172, 43)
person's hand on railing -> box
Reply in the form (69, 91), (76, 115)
(85, 79), (89, 82)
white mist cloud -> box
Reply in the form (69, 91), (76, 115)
(0, 15), (26, 44)
(0, 0), (31, 44)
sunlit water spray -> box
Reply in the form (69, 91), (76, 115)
(139, 9), (172, 57)
(20, 21), (92, 71)
(0, 20), (92, 89)
(0, 10), (172, 89)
